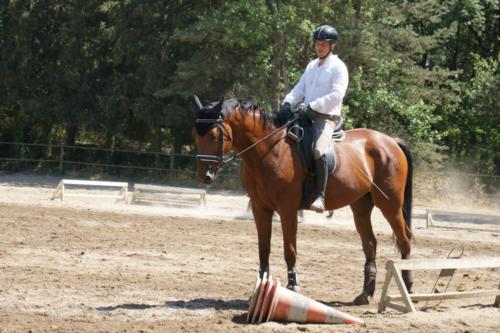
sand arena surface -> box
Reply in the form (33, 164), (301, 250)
(0, 173), (499, 332)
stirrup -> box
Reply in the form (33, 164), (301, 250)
(287, 125), (304, 142)
(309, 196), (325, 213)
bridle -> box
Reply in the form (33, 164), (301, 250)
(195, 114), (295, 179)
(195, 115), (227, 177)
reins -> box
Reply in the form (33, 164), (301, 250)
(223, 118), (294, 165)
(195, 114), (296, 171)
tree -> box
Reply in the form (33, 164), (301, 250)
(0, 0), (497, 176)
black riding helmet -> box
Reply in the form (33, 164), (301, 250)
(312, 25), (338, 42)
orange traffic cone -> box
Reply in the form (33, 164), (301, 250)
(266, 280), (364, 325)
(251, 274), (271, 323)
(257, 277), (276, 323)
(246, 273), (262, 323)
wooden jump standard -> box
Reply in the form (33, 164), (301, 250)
(378, 257), (500, 313)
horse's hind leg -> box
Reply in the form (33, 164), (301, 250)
(380, 206), (413, 293)
(350, 194), (377, 305)
(251, 200), (273, 278)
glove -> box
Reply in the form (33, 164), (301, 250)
(296, 104), (308, 116)
(306, 104), (316, 113)
(280, 102), (291, 114)
(276, 102), (293, 124)
(295, 104), (315, 124)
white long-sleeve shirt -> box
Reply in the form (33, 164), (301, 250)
(283, 53), (348, 117)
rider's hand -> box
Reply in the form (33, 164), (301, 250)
(295, 104), (307, 116)
(276, 102), (292, 124)
(306, 104), (316, 113)
(280, 102), (292, 114)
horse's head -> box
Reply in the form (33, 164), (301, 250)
(192, 96), (233, 184)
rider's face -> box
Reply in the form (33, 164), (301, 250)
(315, 40), (334, 59)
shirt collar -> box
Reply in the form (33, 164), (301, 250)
(317, 53), (335, 67)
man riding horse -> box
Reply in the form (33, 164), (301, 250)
(193, 25), (414, 304)
(277, 25), (348, 213)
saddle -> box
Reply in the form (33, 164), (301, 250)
(286, 112), (345, 209)
(287, 113), (345, 174)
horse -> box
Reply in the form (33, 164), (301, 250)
(192, 97), (414, 305)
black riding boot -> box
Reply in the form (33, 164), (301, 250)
(309, 155), (328, 213)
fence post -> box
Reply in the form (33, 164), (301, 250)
(170, 142), (175, 179)
(58, 144), (64, 173)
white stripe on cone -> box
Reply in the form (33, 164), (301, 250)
(248, 277), (364, 325)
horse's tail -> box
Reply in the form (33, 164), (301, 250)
(394, 137), (413, 239)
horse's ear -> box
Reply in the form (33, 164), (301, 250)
(213, 96), (224, 113)
(193, 95), (203, 111)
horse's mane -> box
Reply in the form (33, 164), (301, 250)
(195, 98), (276, 135)
(222, 98), (275, 128)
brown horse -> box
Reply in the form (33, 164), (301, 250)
(192, 97), (413, 305)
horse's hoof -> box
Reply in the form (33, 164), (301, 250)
(353, 293), (370, 305)
(287, 284), (300, 292)
(258, 267), (269, 279)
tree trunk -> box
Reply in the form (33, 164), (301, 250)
(270, 31), (284, 111)
(451, 22), (461, 71)
(65, 124), (77, 146)
(267, 0), (284, 111)
(151, 108), (162, 169)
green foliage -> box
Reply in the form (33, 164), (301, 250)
(456, 54), (499, 174)
(348, 60), (439, 138)
(0, 0), (498, 176)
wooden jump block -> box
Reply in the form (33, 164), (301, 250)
(378, 257), (500, 313)
(426, 208), (500, 232)
(132, 184), (206, 207)
(51, 179), (128, 203)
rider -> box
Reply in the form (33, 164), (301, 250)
(278, 25), (349, 213)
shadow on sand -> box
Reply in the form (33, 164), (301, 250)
(97, 298), (248, 313)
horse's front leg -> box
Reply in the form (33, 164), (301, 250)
(279, 209), (300, 291)
(251, 200), (273, 278)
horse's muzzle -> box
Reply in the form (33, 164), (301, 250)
(203, 169), (216, 184)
